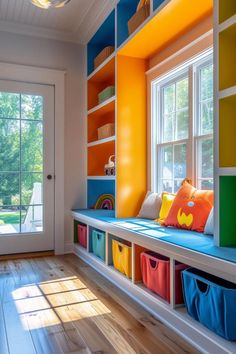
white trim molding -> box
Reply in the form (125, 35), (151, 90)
(0, 62), (65, 255)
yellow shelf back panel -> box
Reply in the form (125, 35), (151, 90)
(88, 140), (115, 176)
(219, 24), (236, 91)
(219, 94), (236, 168)
(219, 0), (236, 24)
(116, 55), (147, 218)
(118, 0), (213, 59)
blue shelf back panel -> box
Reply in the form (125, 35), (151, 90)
(117, 0), (139, 48)
(153, 0), (166, 11)
(87, 10), (115, 76)
(87, 179), (115, 209)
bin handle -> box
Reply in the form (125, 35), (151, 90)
(195, 279), (209, 295)
(118, 244), (123, 253)
(149, 258), (158, 270)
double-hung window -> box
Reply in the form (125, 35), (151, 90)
(152, 51), (213, 193)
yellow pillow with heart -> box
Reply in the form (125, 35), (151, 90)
(156, 192), (175, 225)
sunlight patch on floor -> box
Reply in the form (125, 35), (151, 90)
(11, 275), (111, 330)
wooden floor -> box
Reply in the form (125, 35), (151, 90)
(0, 254), (200, 354)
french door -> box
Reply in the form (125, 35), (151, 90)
(0, 80), (54, 254)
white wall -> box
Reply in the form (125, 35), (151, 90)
(0, 31), (87, 248)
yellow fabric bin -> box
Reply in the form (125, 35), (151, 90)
(112, 240), (132, 278)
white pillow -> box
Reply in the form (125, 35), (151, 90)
(204, 207), (214, 235)
(138, 191), (162, 220)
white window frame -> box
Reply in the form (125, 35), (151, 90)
(151, 48), (213, 193)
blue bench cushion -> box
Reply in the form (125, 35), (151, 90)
(73, 209), (236, 264)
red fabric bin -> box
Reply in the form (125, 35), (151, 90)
(77, 224), (87, 248)
(140, 251), (186, 303)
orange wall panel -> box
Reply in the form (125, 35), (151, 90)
(116, 55), (147, 217)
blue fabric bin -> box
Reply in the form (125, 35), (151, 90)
(182, 268), (236, 340)
(91, 229), (105, 261)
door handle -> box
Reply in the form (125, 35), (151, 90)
(47, 174), (53, 180)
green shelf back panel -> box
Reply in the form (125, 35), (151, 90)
(220, 176), (236, 246)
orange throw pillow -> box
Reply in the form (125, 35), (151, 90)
(164, 182), (213, 233)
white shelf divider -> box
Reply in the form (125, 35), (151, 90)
(218, 86), (236, 100)
(88, 95), (116, 115)
(87, 176), (116, 180)
(87, 135), (116, 147)
(218, 14), (236, 33)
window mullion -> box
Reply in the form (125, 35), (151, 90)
(187, 65), (194, 184)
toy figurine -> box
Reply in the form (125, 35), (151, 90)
(104, 155), (115, 176)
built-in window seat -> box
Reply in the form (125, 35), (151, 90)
(72, 209), (236, 265)
(72, 208), (236, 353)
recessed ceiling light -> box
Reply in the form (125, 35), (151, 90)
(31, 0), (71, 9)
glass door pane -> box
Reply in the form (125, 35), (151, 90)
(0, 92), (44, 234)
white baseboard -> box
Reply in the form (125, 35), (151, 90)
(64, 242), (74, 254)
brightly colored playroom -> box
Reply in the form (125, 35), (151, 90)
(0, 0), (236, 353)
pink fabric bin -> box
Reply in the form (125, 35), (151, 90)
(140, 251), (187, 303)
(77, 224), (87, 248)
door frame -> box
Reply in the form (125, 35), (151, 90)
(0, 62), (65, 255)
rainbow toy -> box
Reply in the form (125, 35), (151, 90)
(94, 194), (115, 210)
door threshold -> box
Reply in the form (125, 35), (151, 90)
(0, 250), (54, 261)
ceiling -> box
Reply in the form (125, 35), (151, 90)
(0, 0), (117, 43)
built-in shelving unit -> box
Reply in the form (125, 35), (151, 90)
(215, 0), (236, 246)
(86, 0), (212, 217)
(75, 1), (236, 351)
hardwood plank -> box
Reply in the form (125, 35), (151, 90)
(0, 304), (9, 354)
(3, 300), (37, 354)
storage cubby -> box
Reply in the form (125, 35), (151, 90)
(73, 220), (88, 249)
(89, 227), (106, 261)
(87, 10), (115, 76)
(87, 140), (115, 176)
(108, 234), (132, 278)
(117, 0), (140, 48)
(219, 24), (236, 91)
(219, 176), (236, 246)
(219, 0), (236, 24)
(153, 0), (166, 12)
(135, 246), (187, 304)
(88, 108), (115, 144)
(73, 219), (80, 243)
(219, 94), (236, 167)
(87, 179), (115, 209)
(87, 56), (115, 110)
(133, 244), (148, 283)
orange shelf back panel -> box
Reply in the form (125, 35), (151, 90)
(116, 55), (147, 217)
(88, 99), (115, 143)
(88, 141), (115, 176)
(88, 57), (115, 110)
